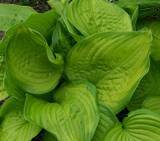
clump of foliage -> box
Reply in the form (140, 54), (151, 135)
(1, 0), (160, 141)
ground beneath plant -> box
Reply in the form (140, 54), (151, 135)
(0, 0), (50, 12)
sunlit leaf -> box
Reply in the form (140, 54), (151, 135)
(65, 31), (151, 113)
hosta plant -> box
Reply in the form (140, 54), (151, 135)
(0, 0), (160, 141)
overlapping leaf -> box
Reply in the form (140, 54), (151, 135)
(0, 98), (41, 141)
(92, 105), (118, 141)
(65, 32), (151, 113)
(24, 81), (99, 141)
(24, 9), (59, 41)
(63, 0), (132, 39)
(5, 26), (64, 94)
(104, 109), (160, 141)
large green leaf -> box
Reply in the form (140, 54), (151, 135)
(65, 31), (151, 113)
(104, 109), (160, 141)
(0, 98), (41, 141)
(5, 26), (64, 94)
(0, 4), (36, 31)
(63, 0), (132, 39)
(128, 60), (160, 111)
(24, 81), (99, 141)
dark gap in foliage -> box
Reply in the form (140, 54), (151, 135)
(0, 31), (4, 40)
(0, 0), (19, 3)
(32, 130), (45, 141)
(108, 0), (118, 3)
(20, 0), (51, 12)
(116, 108), (129, 122)
(0, 97), (9, 106)
(0, 0), (50, 12)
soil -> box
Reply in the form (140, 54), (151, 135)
(0, 31), (4, 40)
(0, 0), (50, 12)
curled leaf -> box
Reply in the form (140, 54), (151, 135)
(6, 26), (64, 94)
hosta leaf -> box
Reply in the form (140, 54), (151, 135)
(24, 81), (99, 141)
(65, 32), (151, 113)
(0, 56), (8, 101)
(104, 109), (160, 141)
(0, 4), (36, 31)
(24, 9), (59, 42)
(0, 98), (41, 141)
(92, 105), (118, 141)
(6, 26), (64, 94)
(142, 96), (160, 114)
(128, 60), (160, 111)
(63, 0), (132, 39)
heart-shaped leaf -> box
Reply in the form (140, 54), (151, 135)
(63, 0), (132, 39)
(5, 26), (64, 94)
(65, 31), (151, 113)
(24, 81), (99, 141)
(0, 98), (41, 141)
(104, 109), (160, 141)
